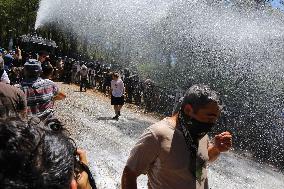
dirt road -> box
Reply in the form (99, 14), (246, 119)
(55, 83), (284, 189)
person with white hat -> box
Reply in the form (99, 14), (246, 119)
(79, 64), (89, 92)
(20, 59), (65, 120)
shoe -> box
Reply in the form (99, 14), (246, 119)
(118, 111), (121, 116)
(112, 115), (119, 120)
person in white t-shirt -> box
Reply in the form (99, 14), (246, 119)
(110, 72), (125, 120)
(0, 57), (10, 84)
(79, 65), (88, 92)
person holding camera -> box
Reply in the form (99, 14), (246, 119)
(0, 117), (96, 189)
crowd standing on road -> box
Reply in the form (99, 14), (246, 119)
(0, 47), (95, 189)
(0, 44), (232, 189)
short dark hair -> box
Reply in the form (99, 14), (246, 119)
(0, 117), (75, 189)
(112, 72), (119, 78)
(38, 50), (49, 57)
(181, 84), (221, 113)
(41, 61), (54, 79)
(24, 59), (42, 79)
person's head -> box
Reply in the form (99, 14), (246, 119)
(174, 84), (221, 139)
(41, 61), (54, 79)
(4, 54), (14, 65)
(38, 50), (49, 63)
(24, 59), (42, 79)
(81, 65), (87, 70)
(0, 117), (76, 189)
(112, 72), (119, 80)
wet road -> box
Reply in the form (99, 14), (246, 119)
(55, 83), (284, 189)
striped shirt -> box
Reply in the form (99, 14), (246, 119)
(21, 78), (59, 118)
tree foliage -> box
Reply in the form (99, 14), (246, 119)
(0, 0), (39, 47)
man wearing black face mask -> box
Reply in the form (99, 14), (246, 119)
(122, 84), (232, 189)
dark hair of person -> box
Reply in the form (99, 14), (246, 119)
(23, 60), (42, 79)
(41, 61), (54, 79)
(0, 117), (75, 189)
(38, 50), (49, 57)
(181, 84), (221, 113)
(112, 72), (119, 79)
(24, 66), (41, 79)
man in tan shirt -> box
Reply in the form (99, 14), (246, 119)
(121, 84), (232, 189)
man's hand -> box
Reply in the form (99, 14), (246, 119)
(76, 149), (88, 165)
(208, 131), (232, 163)
(75, 149), (92, 189)
(213, 131), (232, 152)
(53, 91), (66, 101)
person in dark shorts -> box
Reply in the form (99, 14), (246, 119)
(111, 72), (125, 120)
(79, 65), (88, 92)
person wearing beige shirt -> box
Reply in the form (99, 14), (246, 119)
(121, 84), (232, 189)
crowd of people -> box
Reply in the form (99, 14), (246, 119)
(0, 47), (96, 189)
(0, 45), (232, 189)
(0, 45), (187, 117)
(59, 57), (184, 116)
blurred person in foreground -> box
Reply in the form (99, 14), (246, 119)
(0, 82), (27, 119)
(122, 84), (232, 189)
(21, 59), (66, 121)
(0, 117), (94, 189)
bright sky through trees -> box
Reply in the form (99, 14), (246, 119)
(270, 0), (284, 11)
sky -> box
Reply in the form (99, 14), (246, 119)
(270, 0), (284, 11)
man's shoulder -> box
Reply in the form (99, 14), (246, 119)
(42, 79), (56, 85)
(36, 78), (57, 87)
(0, 83), (25, 100)
(21, 78), (57, 90)
(149, 118), (176, 138)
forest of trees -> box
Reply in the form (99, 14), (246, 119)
(0, 0), (39, 46)
(0, 0), (274, 53)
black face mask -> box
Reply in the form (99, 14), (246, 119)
(184, 116), (215, 140)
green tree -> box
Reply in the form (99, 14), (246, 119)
(0, 0), (39, 47)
